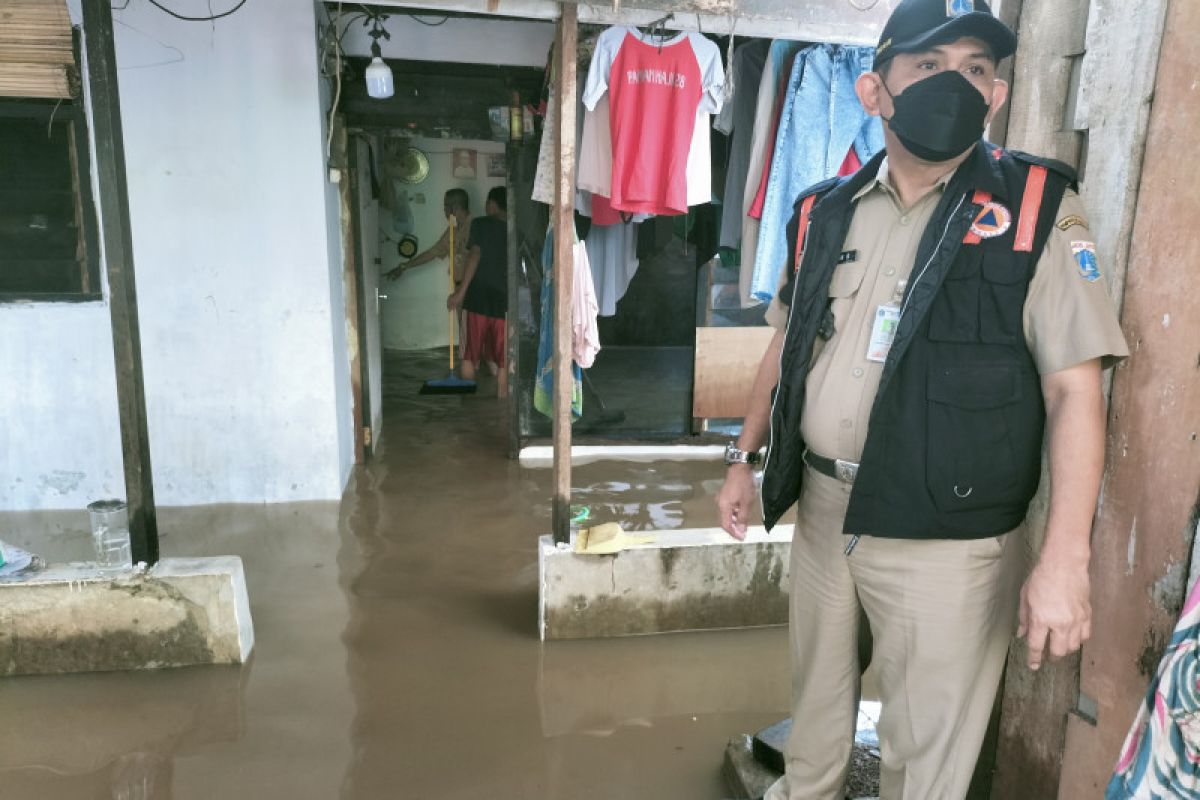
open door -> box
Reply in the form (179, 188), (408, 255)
(347, 133), (384, 456)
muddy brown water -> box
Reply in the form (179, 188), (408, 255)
(0, 351), (790, 799)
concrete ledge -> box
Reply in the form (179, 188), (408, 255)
(538, 525), (793, 640)
(519, 444), (725, 468)
(0, 556), (254, 676)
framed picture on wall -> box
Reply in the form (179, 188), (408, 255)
(486, 153), (506, 178)
(452, 148), (477, 180)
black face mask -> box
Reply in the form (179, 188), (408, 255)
(883, 70), (990, 162)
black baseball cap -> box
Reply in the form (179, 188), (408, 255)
(874, 0), (1017, 69)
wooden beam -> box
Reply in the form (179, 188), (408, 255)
(1057, 0), (1200, 791)
(81, 0), (158, 565)
(550, 2), (576, 544)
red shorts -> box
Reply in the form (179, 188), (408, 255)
(463, 311), (505, 367)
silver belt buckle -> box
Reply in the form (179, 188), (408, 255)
(834, 459), (859, 484)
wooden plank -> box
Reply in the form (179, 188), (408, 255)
(550, 2), (577, 544)
(1057, 0), (1200, 792)
(81, 0), (159, 565)
(0, 62), (70, 98)
(692, 327), (775, 419)
(992, 0), (1170, 793)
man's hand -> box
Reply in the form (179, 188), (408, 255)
(1018, 555), (1092, 671)
(384, 263), (409, 281)
(717, 464), (756, 541)
(447, 292), (464, 311)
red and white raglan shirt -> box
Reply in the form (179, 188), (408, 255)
(582, 27), (724, 217)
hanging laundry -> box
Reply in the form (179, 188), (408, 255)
(749, 44), (884, 304)
(534, 231), (584, 421)
(532, 87), (558, 205)
(738, 40), (802, 307)
(571, 240), (601, 368)
(584, 221), (641, 317)
(578, 74), (715, 210)
(582, 26), (724, 217)
(714, 39), (769, 250)
(1108, 577), (1200, 798)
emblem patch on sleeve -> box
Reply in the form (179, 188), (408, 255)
(1056, 214), (1088, 231)
(1071, 241), (1101, 282)
(970, 201), (1012, 239)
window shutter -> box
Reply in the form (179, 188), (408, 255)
(0, 0), (76, 100)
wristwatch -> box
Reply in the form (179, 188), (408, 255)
(724, 442), (763, 466)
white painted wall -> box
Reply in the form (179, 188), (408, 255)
(379, 137), (506, 350)
(339, 13), (554, 67)
(0, 0), (354, 511)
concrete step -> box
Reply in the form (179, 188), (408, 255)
(0, 556), (253, 675)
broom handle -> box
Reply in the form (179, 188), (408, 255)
(448, 216), (456, 371)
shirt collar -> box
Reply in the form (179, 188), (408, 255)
(852, 142), (1008, 203)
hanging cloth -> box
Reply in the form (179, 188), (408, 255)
(1107, 577), (1200, 798)
(582, 26), (725, 217)
(749, 44), (884, 304)
(534, 231), (584, 421)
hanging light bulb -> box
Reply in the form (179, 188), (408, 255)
(365, 15), (394, 100)
(366, 40), (394, 99)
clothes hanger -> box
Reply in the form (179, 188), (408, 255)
(641, 12), (674, 53)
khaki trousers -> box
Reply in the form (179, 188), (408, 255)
(764, 467), (1023, 800)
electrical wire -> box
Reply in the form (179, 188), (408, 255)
(406, 14), (448, 26)
(143, 0), (248, 21)
(326, 0), (343, 164)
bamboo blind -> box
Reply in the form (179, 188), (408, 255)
(0, 0), (74, 99)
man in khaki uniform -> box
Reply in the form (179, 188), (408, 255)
(717, 1), (1128, 798)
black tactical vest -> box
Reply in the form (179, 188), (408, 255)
(762, 142), (1076, 539)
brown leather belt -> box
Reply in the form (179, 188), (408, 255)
(803, 450), (860, 484)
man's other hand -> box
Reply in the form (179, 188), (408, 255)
(718, 464), (756, 541)
(447, 292), (464, 311)
(1018, 556), (1092, 671)
(384, 263), (409, 281)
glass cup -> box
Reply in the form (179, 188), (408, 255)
(87, 499), (132, 568)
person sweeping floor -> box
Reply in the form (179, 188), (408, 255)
(448, 186), (509, 399)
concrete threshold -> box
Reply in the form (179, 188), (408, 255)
(538, 525), (793, 640)
(0, 556), (254, 676)
(518, 444), (726, 468)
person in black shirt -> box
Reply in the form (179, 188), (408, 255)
(448, 186), (508, 397)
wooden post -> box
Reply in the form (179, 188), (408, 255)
(551, 3), (577, 544)
(82, 0), (159, 565)
(1056, 1), (1200, 792)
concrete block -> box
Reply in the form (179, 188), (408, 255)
(723, 733), (781, 799)
(0, 557), (254, 676)
(538, 525), (792, 640)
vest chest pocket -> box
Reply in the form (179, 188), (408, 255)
(980, 252), (1029, 345)
(928, 249), (1031, 345)
(928, 249), (982, 342)
(925, 364), (1024, 513)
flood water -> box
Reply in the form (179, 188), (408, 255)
(0, 351), (790, 799)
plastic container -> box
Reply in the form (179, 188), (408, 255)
(87, 499), (132, 568)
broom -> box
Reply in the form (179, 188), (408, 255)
(421, 215), (477, 395)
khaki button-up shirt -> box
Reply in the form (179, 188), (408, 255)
(766, 157), (1129, 463)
